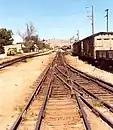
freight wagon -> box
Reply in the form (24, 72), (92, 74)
(72, 32), (113, 68)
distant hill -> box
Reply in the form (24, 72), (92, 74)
(44, 39), (70, 48)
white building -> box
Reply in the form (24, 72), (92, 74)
(4, 43), (22, 56)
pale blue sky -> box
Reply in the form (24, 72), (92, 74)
(0, 0), (113, 42)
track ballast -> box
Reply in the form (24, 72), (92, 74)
(9, 51), (113, 130)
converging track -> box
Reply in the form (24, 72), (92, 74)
(9, 51), (113, 130)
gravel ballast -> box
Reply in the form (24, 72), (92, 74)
(65, 55), (113, 85)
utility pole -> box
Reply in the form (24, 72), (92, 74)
(77, 30), (79, 40)
(75, 30), (79, 40)
(105, 9), (109, 32)
(92, 6), (94, 34)
(86, 5), (94, 34)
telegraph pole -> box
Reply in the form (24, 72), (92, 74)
(86, 5), (94, 34)
(105, 9), (109, 32)
(92, 6), (94, 34)
(76, 30), (79, 40)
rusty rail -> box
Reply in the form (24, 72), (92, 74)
(73, 80), (113, 112)
(57, 63), (113, 113)
(10, 65), (50, 130)
(65, 61), (113, 93)
(55, 72), (91, 130)
(56, 63), (113, 129)
(75, 94), (91, 130)
(0, 56), (26, 69)
(80, 95), (113, 129)
(10, 53), (56, 130)
(60, 52), (75, 95)
(55, 73), (82, 95)
(61, 52), (113, 129)
(0, 51), (54, 69)
(35, 73), (53, 130)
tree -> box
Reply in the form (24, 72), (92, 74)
(18, 22), (36, 41)
(18, 22), (45, 52)
(0, 28), (13, 54)
(18, 22), (37, 51)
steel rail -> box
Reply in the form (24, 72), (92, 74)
(35, 73), (53, 130)
(66, 60), (113, 87)
(55, 66), (83, 95)
(10, 65), (50, 130)
(80, 95), (113, 129)
(56, 65), (113, 113)
(0, 51), (54, 69)
(60, 52), (75, 95)
(65, 61), (113, 93)
(55, 65), (69, 78)
(62, 53), (113, 128)
(55, 73), (82, 95)
(75, 94), (91, 130)
(10, 54), (56, 130)
(60, 51), (70, 77)
(73, 80), (113, 112)
(0, 56), (26, 69)
(54, 72), (91, 130)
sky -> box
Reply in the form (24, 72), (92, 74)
(0, 0), (113, 43)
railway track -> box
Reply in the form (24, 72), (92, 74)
(9, 52), (88, 130)
(9, 51), (113, 130)
(0, 51), (53, 70)
(55, 52), (113, 129)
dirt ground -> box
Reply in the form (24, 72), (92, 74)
(65, 55), (113, 85)
(0, 52), (27, 64)
(0, 52), (55, 129)
(0, 51), (49, 64)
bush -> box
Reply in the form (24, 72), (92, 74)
(22, 48), (31, 53)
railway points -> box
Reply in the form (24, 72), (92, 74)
(2, 51), (112, 130)
(1, 1), (113, 129)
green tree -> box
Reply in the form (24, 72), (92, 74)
(0, 28), (13, 54)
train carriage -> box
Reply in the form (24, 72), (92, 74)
(72, 41), (81, 56)
(72, 32), (113, 67)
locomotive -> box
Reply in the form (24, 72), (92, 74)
(72, 32), (113, 68)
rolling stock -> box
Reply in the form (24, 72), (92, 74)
(72, 32), (113, 68)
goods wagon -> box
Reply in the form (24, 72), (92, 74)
(72, 32), (113, 67)
(72, 42), (81, 56)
